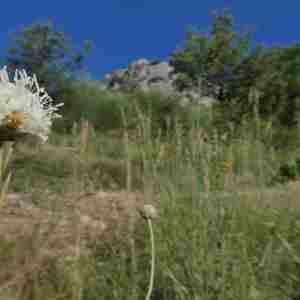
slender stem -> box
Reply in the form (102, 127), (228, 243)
(145, 219), (155, 300)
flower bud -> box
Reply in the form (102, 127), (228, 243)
(140, 204), (158, 220)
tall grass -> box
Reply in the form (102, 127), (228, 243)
(0, 102), (300, 300)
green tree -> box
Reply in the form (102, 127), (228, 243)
(6, 20), (91, 99)
(171, 9), (300, 141)
(229, 44), (300, 126)
(170, 9), (251, 99)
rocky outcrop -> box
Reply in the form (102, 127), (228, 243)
(101, 58), (217, 106)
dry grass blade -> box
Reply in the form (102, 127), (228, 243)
(277, 233), (300, 264)
(0, 142), (13, 206)
(79, 120), (89, 154)
(0, 172), (11, 206)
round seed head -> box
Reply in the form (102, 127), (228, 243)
(140, 204), (158, 220)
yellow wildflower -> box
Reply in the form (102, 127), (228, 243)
(222, 159), (232, 174)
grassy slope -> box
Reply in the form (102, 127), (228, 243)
(0, 122), (299, 300)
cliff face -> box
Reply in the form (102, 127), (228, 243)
(101, 58), (217, 106)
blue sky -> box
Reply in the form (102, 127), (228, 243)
(0, 0), (299, 78)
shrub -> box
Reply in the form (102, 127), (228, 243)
(54, 80), (131, 132)
(127, 89), (185, 134)
(54, 81), (193, 138)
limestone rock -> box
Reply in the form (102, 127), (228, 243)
(101, 58), (218, 106)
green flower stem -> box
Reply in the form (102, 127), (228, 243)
(145, 218), (155, 300)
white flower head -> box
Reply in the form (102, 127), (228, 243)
(0, 66), (63, 142)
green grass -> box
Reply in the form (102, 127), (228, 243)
(0, 111), (300, 300)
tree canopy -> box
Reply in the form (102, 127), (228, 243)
(6, 21), (91, 98)
(170, 10), (300, 131)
